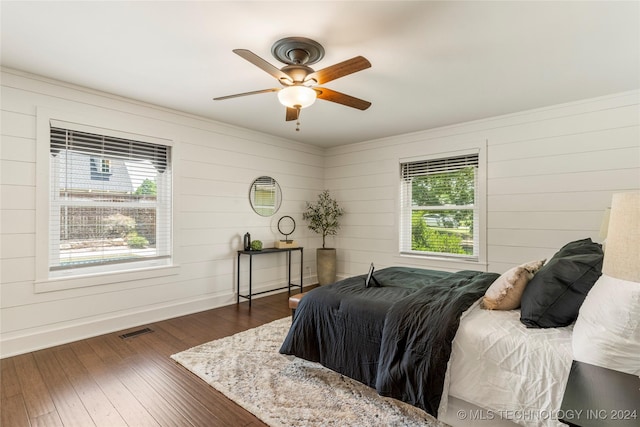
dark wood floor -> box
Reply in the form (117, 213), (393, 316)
(1, 290), (301, 427)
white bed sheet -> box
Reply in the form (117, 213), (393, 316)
(439, 301), (573, 427)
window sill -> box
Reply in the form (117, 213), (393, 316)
(34, 264), (180, 293)
(394, 253), (488, 272)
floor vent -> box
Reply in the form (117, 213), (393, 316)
(119, 327), (153, 339)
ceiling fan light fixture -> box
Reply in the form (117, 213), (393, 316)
(277, 85), (317, 109)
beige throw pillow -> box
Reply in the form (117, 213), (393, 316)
(482, 259), (546, 310)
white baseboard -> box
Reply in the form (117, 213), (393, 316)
(1, 292), (231, 358)
(0, 278), (309, 359)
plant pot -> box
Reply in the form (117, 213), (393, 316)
(316, 248), (337, 285)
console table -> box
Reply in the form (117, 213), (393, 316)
(237, 247), (303, 307)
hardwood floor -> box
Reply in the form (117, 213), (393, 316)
(1, 290), (300, 427)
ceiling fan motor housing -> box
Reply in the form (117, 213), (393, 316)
(271, 37), (325, 66)
(280, 65), (314, 84)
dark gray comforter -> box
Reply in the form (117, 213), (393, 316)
(279, 266), (499, 415)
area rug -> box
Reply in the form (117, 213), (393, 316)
(171, 317), (449, 427)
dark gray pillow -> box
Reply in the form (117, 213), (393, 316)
(520, 238), (603, 328)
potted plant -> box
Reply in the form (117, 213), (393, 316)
(302, 190), (344, 285)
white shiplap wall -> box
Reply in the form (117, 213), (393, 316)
(325, 91), (640, 278)
(1, 66), (638, 358)
(0, 68), (325, 357)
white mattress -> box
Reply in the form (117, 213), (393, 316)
(439, 301), (573, 427)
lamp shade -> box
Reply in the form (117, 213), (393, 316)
(602, 191), (640, 282)
(277, 86), (317, 109)
(598, 207), (611, 241)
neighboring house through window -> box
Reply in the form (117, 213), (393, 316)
(48, 125), (172, 278)
(400, 152), (480, 261)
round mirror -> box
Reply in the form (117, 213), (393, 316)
(249, 176), (282, 217)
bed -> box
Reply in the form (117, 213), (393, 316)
(280, 239), (604, 426)
(279, 267), (501, 415)
(440, 301), (573, 427)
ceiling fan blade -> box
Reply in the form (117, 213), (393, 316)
(233, 49), (293, 84)
(285, 107), (299, 121)
(213, 88), (279, 101)
(306, 56), (371, 85)
(314, 87), (372, 110)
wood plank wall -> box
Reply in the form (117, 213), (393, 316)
(324, 91), (640, 277)
(0, 68), (324, 358)
(1, 66), (638, 358)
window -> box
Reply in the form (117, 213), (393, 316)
(48, 126), (172, 277)
(89, 157), (112, 180)
(100, 159), (111, 173)
(400, 153), (479, 261)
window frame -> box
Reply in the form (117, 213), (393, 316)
(396, 145), (487, 269)
(35, 108), (179, 293)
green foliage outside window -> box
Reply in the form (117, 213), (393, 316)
(410, 167), (475, 255)
(412, 167), (474, 206)
(126, 231), (149, 248)
(134, 178), (157, 196)
(411, 211), (471, 254)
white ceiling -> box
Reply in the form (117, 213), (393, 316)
(2, 1), (638, 148)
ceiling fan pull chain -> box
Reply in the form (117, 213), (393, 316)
(296, 107), (301, 131)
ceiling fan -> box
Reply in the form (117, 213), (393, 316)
(213, 37), (372, 130)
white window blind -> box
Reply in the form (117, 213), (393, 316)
(49, 126), (172, 276)
(400, 153), (479, 260)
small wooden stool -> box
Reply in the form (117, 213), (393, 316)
(288, 291), (309, 319)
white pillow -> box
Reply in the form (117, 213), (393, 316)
(572, 274), (640, 375)
(481, 259), (545, 310)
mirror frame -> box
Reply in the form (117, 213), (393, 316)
(249, 176), (282, 217)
